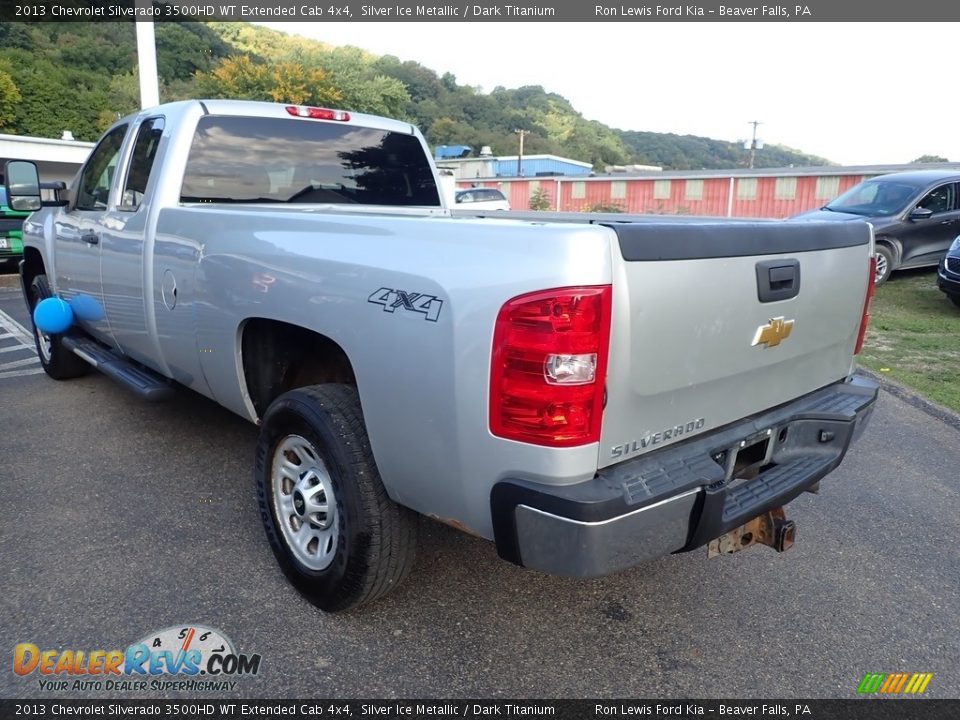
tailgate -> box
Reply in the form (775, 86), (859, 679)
(599, 220), (872, 468)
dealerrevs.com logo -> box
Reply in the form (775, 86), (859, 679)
(13, 625), (261, 692)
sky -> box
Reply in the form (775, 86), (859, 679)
(260, 22), (958, 166)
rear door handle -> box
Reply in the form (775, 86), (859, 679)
(81, 232), (99, 245)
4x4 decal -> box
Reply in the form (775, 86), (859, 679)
(367, 287), (443, 322)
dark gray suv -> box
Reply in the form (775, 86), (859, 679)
(792, 170), (960, 284)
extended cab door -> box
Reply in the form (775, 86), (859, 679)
(98, 116), (166, 369)
(54, 123), (129, 346)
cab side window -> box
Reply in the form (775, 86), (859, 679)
(120, 117), (165, 211)
(75, 125), (128, 211)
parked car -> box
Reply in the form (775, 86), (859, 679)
(937, 236), (960, 308)
(792, 170), (960, 284)
(454, 187), (510, 210)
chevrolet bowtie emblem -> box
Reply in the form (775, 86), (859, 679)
(752, 317), (795, 348)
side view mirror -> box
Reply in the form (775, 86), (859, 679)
(909, 207), (934, 220)
(3, 160), (42, 211)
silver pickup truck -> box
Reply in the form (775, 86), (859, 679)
(6, 100), (879, 611)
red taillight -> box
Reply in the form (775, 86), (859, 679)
(854, 255), (877, 355)
(490, 286), (612, 447)
(285, 105), (351, 121)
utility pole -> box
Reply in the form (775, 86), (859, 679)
(514, 128), (529, 177)
(746, 120), (762, 169)
(133, 0), (160, 108)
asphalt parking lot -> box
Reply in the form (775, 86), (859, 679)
(1, 276), (958, 701)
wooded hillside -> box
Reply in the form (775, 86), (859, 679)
(0, 21), (833, 170)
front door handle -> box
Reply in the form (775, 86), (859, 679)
(80, 232), (99, 245)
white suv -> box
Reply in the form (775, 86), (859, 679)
(454, 188), (510, 211)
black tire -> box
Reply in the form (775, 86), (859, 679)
(948, 294), (960, 309)
(874, 244), (895, 285)
(255, 384), (417, 612)
(28, 274), (89, 380)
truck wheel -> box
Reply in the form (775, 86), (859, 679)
(948, 294), (960, 309)
(874, 245), (895, 285)
(28, 274), (89, 380)
(255, 384), (417, 612)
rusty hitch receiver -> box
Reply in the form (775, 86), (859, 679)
(707, 507), (797, 558)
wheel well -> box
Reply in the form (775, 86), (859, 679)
(240, 319), (356, 419)
(875, 237), (901, 266)
(20, 247), (45, 295)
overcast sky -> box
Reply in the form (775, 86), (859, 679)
(260, 22), (957, 166)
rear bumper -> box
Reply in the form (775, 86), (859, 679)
(491, 374), (878, 577)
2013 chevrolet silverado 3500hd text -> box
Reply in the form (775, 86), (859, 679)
(6, 100), (879, 611)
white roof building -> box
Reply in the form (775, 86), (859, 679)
(0, 132), (94, 185)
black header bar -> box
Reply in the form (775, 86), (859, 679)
(1, 700), (958, 720)
(3, 0), (960, 22)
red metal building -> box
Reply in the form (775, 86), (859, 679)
(458, 163), (960, 218)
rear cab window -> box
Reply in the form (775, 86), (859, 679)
(180, 116), (441, 207)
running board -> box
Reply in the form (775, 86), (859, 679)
(62, 336), (173, 401)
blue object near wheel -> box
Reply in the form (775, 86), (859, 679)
(69, 293), (104, 322)
(33, 297), (74, 334)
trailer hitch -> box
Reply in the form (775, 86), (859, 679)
(707, 507), (796, 558)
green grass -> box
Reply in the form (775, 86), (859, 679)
(858, 268), (960, 413)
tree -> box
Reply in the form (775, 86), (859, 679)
(95, 71), (141, 132)
(529, 188), (552, 211)
(0, 23), (35, 51)
(911, 154), (949, 163)
(426, 117), (479, 146)
(0, 49), (107, 140)
(373, 56), (445, 104)
(312, 47), (410, 117)
(440, 72), (458, 92)
(0, 63), (21, 131)
(155, 23), (234, 82)
(195, 56), (342, 107)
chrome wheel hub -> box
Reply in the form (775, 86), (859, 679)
(34, 323), (52, 363)
(271, 435), (339, 571)
(874, 252), (888, 283)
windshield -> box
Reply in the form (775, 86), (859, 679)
(825, 179), (918, 217)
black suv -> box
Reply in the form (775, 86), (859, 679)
(937, 236), (960, 308)
(792, 170), (960, 284)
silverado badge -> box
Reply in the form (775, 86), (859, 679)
(752, 317), (795, 348)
